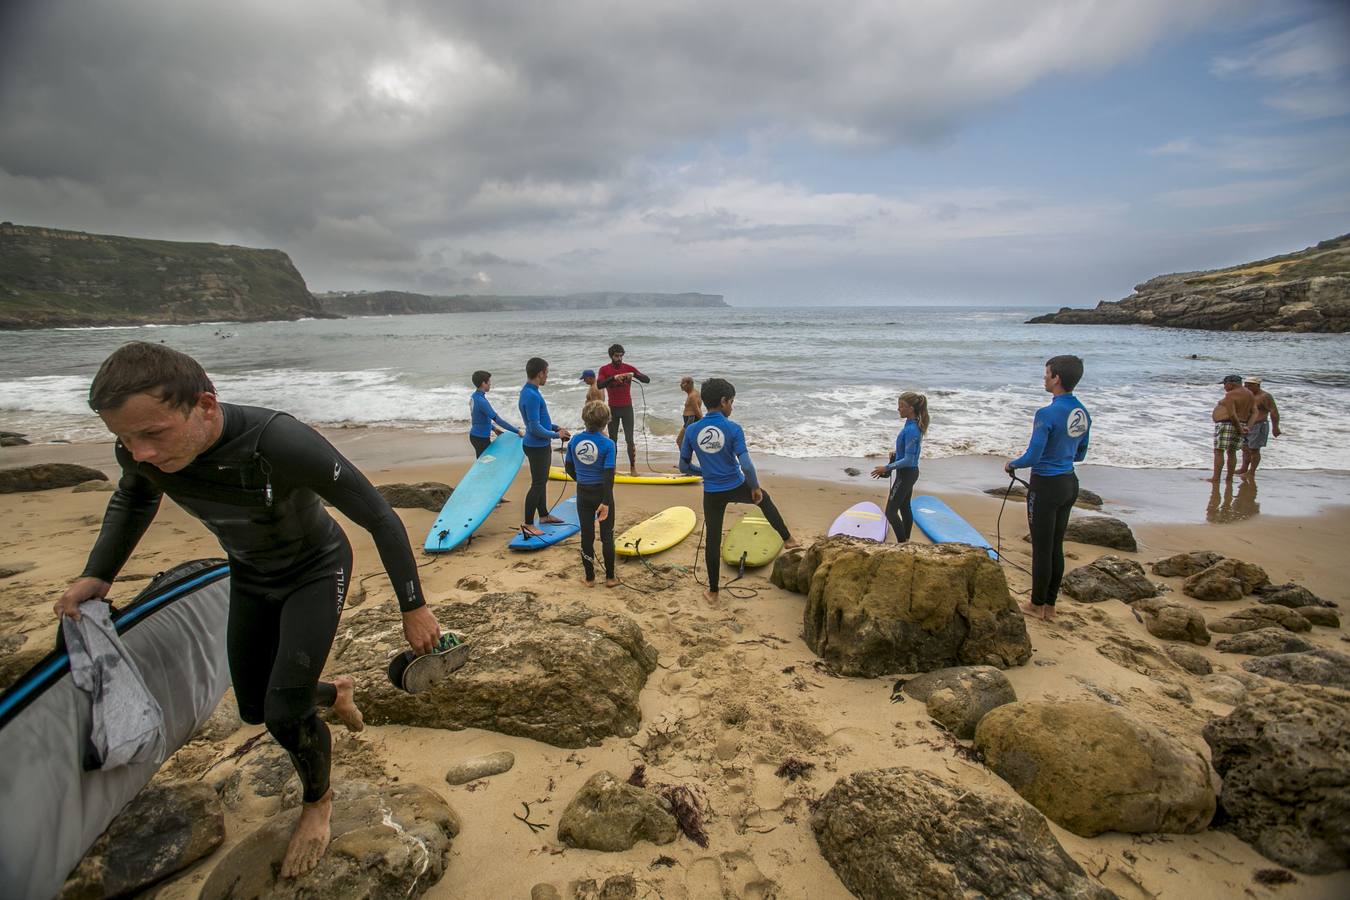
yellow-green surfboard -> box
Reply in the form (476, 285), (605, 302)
(615, 506), (697, 557)
(721, 510), (784, 567)
(549, 466), (700, 486)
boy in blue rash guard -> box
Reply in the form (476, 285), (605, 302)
(468, 370), (523, 458)
(870, 391), (929, 542)
(519, 357), (571, 537)
(680, 377), (797, 602)
(1005, 355), (1091, 622)
(565, 401), (618, 587)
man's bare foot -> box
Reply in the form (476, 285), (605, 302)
(1019, 602), (1044, 620)
(783, 538), (801, 550)
(605, 578), (619, 588)
(581, 577), (596, 588)
(1042, 606), (1058, 621)
(522, 524), (544, 537)
(541, 515), (565, 525)
(281, 789), (333, 878)
(704, 590), (719, 604)
(332, 676), (364, 733)
(629, 469), (639, 477)
(1204, 476), (1219, 483)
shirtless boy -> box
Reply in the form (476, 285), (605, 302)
(1208, 374), (1255, 483)
(581, 369), (603, 406)
(1238, 376), (1280, 480)
(676, 376), (703, 449)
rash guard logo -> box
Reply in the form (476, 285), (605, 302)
(698, 426), (726, 453)
(576, 439), (599, 466)
(1067, 409), (1088, 438)
(333, 462), (342, 481)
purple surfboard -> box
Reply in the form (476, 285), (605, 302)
(827, 501), (888, 541)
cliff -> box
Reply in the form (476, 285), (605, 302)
(1028, 234), (1350, 333)
(0, 223), (330, 329)
(314, 290), (728, 315)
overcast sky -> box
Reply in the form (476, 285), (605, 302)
(2, 0), (1348, 306)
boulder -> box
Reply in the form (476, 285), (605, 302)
(1184, 559), (1270, 602)
(1209, 606), (1311, 635)
(376, 481), (452, 512)
(811, 767), (1114, 900)
(1203, 683), (1350, 873)
(1151, 551), (1224, 578)
(1242, 649), (1350, 689)
(1298, 606), (1341, 628)
(1255, 582), (1334, 609)
(556, 771), (678, 852)
(445, 750), (515, 785)
(1200, 674), (1251, 706)
(974, 701), (1215, 837)
(59, 781), (224, 899)
(199, 782), (459, 899)
(0, 463), (109, 493)
(1060, 555), (1159, 603)
(1215, 629), (1314, 657)
(900, 665), (1017, 739)
(1134, 597), (1211, 645)
(1165, 644), (1213, 675)
(795, 537), (1031, 677)
(0, 431), (30, 447)
(1065, 516), (1137, 552)
(769, 546), (809, 594)
(324, 592), (657, 747)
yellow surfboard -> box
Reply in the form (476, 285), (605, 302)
(721, 510), (784, 567)
(615, 506), (697, 557)
(550, 466), (700, 486)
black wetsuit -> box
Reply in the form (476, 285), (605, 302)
(81, 404), (424, 802)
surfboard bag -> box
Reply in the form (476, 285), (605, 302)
(0, 559), (232, 900)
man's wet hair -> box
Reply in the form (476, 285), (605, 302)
(472, 370), (491, 388)
(1046, 355), (1084, 392)
(526, 357), (548, 379)
(581, 400), (611, 431)
(700, 377), (736, 409)
(608, 343), (624, 357)
(89, 341), (215, 413)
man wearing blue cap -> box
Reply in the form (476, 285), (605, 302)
(581, 369), (602, 407)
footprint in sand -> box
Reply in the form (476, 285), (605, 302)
(684, 852), (778, 899)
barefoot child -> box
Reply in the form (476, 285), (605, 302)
(580, 369), (603, 406)
(566, 401), (618, 587)
(871, 391), (928, 542)
(676, 375), (703, 449)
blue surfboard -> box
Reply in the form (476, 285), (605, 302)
(424, 432), (525, 553)
(911, 495), (998, 559)
(508, 495), (581, 550)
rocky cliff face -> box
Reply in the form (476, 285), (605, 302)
(315, 290), (728, 315)
(0, 223), (329, 329)
(1029, 234), (1350, 332)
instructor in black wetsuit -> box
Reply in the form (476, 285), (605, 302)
(53, 342), (442, 879)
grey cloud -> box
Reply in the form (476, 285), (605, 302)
(460, 250), (532, 267)
(643, 208), (852, 243)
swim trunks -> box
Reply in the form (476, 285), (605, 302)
(1214, 422), (1242, 451)
(1244, 420), (1269, 449)
(682, 414), (699, 427)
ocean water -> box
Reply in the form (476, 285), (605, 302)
(2, 306), (1349, 471)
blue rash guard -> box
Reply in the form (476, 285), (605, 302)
(469, 390), (519, 438)
(679, 411), (760, 492)
(1009, 393), (1091, 476)
(885, 419), (923, 471)
(564, 430), (617, 485)
(518, 382), (561, 448)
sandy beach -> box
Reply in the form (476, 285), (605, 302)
(2, 428), (1349, 899)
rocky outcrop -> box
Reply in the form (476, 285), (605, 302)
(0, 463), (108, 493)
(1061, 555), (1159, 603)
(1255, 582), (1335, 609)
(556, 771), (678, 851)
(1215, 629), (1314, 656)
(0, 430), (29, 447)
(1165, 644), (1213, 675)
(1134, 597), (1211, 645)
(1299, 606), (1341, 628)
(811, 767), (1114, 900)
(1066, 516), (1137, 551)
(1203, 683), (1350, 873)
(376, 481), (452, 512)
(1027, 234), (1350, 333)
(784, 537), (1031, 677)
(324, 592), (658, 747)
(1242, 649), (1350, 689)
(1209, 606), (1311, 635)
(1151, 551), (1224, 578)
(1184, 558), (1270, 601)
(900, 665), (1017, 738)
(974, 701), (1215, 837)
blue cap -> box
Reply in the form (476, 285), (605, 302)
(580, 369), (596, 380)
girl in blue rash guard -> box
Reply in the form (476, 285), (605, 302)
(871, 392), (929, 542)
(565, 401), (618, 587)
(468, 370), (523, 457)
(1005, 355), (1091, 622)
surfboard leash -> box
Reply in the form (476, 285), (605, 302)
(690, 519), (760, 600)
(994, 472), (1034, 590)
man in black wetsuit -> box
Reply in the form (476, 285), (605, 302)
(54, 342), (442, 879)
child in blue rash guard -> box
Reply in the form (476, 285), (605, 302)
(1005, 355), (1091, 622)
(519, 357), (571, 537)
(870, 391), (929, 542)
(680, 377), (798, 602)
(565, 401), (618, 587)
(468, 370), (523, 458)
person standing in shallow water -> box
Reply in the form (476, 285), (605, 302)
(597, 343), (649, 476)
(54, 341), (442, 879)
(1238, 376), (1279, 481)
(1006, 356), (1091, 623)
(1207, 374), (1254, 483)
(871, 391), (928, 542)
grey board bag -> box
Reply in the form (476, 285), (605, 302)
(0, 559), (231, 900)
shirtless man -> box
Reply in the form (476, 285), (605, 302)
(1208, 374), (1255, 483)
(1238, 376), (1280, 480)
(581, 369), (603, 406)
(676, 376), (703, 450)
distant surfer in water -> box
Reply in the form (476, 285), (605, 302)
(871, 392), (928, 542)
(469, 370), (523, 457)
(597, 343), (650, 476)
(54, 342), (443, 878)
(566, 400), (618, 587)
(676, 375), (703, 451)
(519, 357), (571, 537)
(1005, 356), (1091, 622)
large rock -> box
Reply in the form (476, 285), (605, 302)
(556, 771), (678, 852)
(1184, 559), (1270, 602)
(60, 781), (224, 899)
(1298, 606), (1341, 628)
(1242, 649), (1350, 689)
(794, 537), (1031, 677)
(1203, 683), (1350, 873)
(1215, 628), (1314, 657)
(1255, 582), (1335, 609)
(0, 431), (30, 447)
(376, 482), (452, 512)
(1151, 551), (1224, 578)
(0, 463), (109, 493)
(974, 701), (1215, 837)
(900, 665), (1016, 738)
(1209, 606), (1311, 635)
(769, 546), (809, 594)
(811, 767), (1113, 900)
(1165, 644), (1213, 675)
(199, 782), (458, 899)
(1065, 516), (1137, 551)
(1060, 555), (1158, 603)
(1134, 597), (1211, 645)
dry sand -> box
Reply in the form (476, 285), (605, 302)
(2, 430), (1349, 899)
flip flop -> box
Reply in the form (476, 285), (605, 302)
(387, 631), (470, 694)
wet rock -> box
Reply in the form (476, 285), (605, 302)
(1165, 644), (1213, 675)
(376, 481), (452, 512)
(208, 738), (302, 817)
(1134, 597), (1211, 645)
(199, 782), (458, 899)
(1065, 515), (1137, 551)
(1210, 606), (1312, 635)
(1151, 551), (1224, 578)
(1204, 683), (1350, 874)
(1184, 559), (1270, 602)
(1242, 649), (1350, 689)
(1215, 628), (1314, 657)
(985, 484), (1103, 509)
(71, 479), (115, 493)
(795, 537), (1031, 677)
(974, 700), (1215, 837)
(1061, 555), (1159, 603)
(0, 463), (109, 493)
(0, 431), (30, 447)
(901, 665), (1017, 739)
(445, 750), (515, 785)
(843, 467), (861, 477)
(59, 781), (224, 900)
(1255, 582), (1334, 609)
(1298, 606), (1341, 628)
(769, 546), (809, 594)
(811, 766), (1114, 900)
(556, 771), (678, 851)
(1201, 674), (1250, 705)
